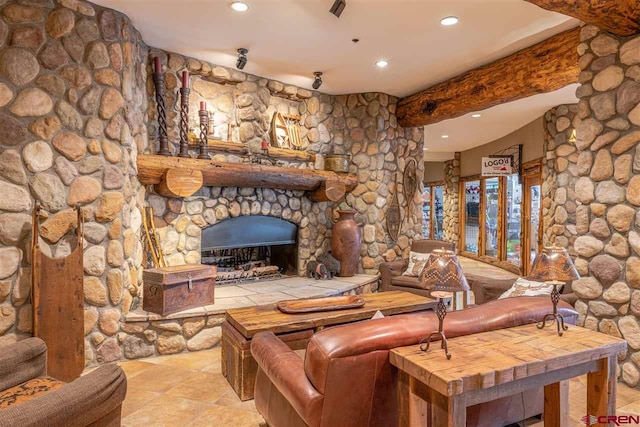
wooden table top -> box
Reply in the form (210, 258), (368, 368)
(390, 324), (627, 397)
(226, 291), (436, 338)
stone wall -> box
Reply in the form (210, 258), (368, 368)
(443, 152), (460, 245)
(144, 50), (424, 278)
(0, 0), (148, 368)
(548, 25), (640, 388)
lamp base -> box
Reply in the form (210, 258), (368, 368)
(536, 282), (568, 336)
(419, 298), (451, 359)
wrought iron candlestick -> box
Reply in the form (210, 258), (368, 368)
(198, 107), (210, 160)
(152, 58), (171, 156)
(178, 86), (190, 158)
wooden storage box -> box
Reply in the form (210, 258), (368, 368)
(143, 264), (216, 315)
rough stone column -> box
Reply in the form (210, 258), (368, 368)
(443, 152), (460, 245)
(568, 24), (640, 388)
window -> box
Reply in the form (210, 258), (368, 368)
(459, 161), (540, 274)
(422, 184), (445, 240)
(463, 180), (480, 254)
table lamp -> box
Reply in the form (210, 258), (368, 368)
(418, 249), (469, 359)
(529, 247), (580, 336)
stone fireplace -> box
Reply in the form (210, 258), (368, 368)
(0, 0), (424, 366)
(200, 215), (298, 280)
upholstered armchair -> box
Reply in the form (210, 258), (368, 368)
(0, 338), (127, 427)
(379, 239), (455, 298)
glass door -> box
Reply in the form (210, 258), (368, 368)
(524, 175), (542, 275)
(422, 187), (431, 238)
(483, 177), (500, 258)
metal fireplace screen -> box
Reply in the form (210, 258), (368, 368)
(201, 216), (296, 251)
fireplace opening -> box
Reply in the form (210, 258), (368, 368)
(200, 216), (297, 284)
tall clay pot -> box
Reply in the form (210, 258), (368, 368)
(331, 209), (363, 277)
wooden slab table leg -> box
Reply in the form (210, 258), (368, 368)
(398, 371), (429, 427)
(544, 380), (569, 426)
(587, 355), (617, 427)
(430, 388), (465, 427)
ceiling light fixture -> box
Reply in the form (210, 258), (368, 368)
(376, 60), (389, 68)
(230, 2), (249, 12)
(440, 16), (459, 26)
(236, 48), (248, 70)
(330, 0), (346, 18)
(441, 135), (449, 139)
(312, 72), (323, 90)
(472, 113), (481, 118)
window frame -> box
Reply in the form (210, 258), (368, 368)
(423, 181), (445, 241)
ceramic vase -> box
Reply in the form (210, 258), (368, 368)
(331, 209), (362, 277)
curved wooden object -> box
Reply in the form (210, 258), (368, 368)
(31, 202), (84, 382)
(308, 178), (346, 203)
(138, 154), (357, 197)
(397, 27), (580, 128)
(155, 168), (204, 198)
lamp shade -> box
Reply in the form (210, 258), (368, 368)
(529, 247), (580, 282)
(419, 249), (470, 292)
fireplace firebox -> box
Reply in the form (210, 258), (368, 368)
(201, 216), (297, 284)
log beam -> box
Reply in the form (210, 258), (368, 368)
(397, 27), (580, 128)
(307, 179), (346, 202)
(137, 154), (357, 198)
(524, 0), (640, 37)
(155, 168), (204, 198)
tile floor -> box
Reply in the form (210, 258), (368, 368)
(119, 347), (640, 427)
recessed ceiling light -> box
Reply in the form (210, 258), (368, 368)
(440, 16), (459, 26)
(376, 60), (389, 68)
(441, 135), (449, 139)
(230, 2), (249, 12)
(424, 147), (429, 151)
(472, 113), (481, 118)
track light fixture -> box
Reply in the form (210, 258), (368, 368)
(312, 72), (323, 90)
(330, 0), (346, 18)
(236, 48), (248, 70)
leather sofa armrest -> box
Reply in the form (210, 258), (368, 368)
(379, 260), (408, 291)
(467, 274), (516, 305)
(560, 292), (578, 307)
(0, 364), (127, 427)
(0, 338), (47, 391)
(251, 332), (323, 425)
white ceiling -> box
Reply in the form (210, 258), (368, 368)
(423, 84), (580, 161)
(92, 0), (577, 97)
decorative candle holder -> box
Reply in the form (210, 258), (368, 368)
(178, 86), (191, 158)
(198, 108), (210, 160)
(152, 58), (171, 156)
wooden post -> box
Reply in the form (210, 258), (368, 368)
(544, 380), (569, 427)
(155, 168), (204, 198)
(587, 356), (617, 426)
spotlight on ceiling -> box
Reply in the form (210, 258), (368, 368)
(330, 0), (346, 18)
(441, 135), (449, 139)
(236, 48), (248, 70)
(230, 2), (249, 12)
(376, 60), (389, 68)
(440, 16), (459, 26)
(312, 72), (323, 90)
(472, 113), (481, 118)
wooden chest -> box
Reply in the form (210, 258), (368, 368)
(143, 264), (216, 315)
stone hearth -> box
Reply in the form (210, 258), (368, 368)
(120, 275), (378, 358)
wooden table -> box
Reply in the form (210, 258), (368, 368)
(222, 291), (436, 400)
(390, 324), (627, 427)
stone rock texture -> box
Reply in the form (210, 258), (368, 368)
(0, 0), (148, 368)
(541, 26), (640, 388)
(0, 0), (416, 367)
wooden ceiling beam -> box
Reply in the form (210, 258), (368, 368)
(524, 0), (640, 37)
(396, 27), (580, 128)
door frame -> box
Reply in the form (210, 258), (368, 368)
(522, 159), (543, 276)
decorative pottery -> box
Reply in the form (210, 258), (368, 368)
(324, 154), (351, 172)
(331, 209), (363, 277)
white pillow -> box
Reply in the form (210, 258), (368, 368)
(498, 277), (556, 300)
(402, 251), (431, 277)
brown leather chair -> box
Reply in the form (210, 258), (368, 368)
(379, 239), (455, 298)
(0, 338), (127, 427)
(251, 296), (578, 427)
(468, 275), (578, 306)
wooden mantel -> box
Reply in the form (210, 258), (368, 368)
(137, 154), (357, 202)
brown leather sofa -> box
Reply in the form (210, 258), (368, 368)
(251, 296), (578, 427)
(469, 275), (578, 306)
(379, 239), (455, 298)
(0, 338), (127, 427)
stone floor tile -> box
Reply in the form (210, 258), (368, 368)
(215, 286), (255, 298)
(126, 364), (199, 393)
(184, 404), (266, 427)
(116, 360), (157, 379)
(165, 372), (231, 403)
(157, 348), (219, 370)
(281, 285), (336, 298)
(247, 291), (294, 305)
(122, 394), (212, 427)
(121, 387), (162, 418)
(238, 282), (291, 294)
(214, 390), (262, 413)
